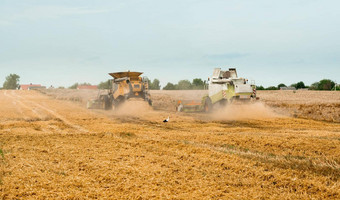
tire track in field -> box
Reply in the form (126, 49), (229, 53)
(3, 91), (54, 133)
(6, 91), (65, 134)
(3, 90), (30, 120)
(10, 91), (89, 133)
(4, 91), (46, 120)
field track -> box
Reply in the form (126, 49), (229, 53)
(1, 90), (340, 199)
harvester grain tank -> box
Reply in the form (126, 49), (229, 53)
(177, 68), (257, 112)
(87, 71), (152, 110)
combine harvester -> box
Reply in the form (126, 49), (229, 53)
(87, 71), (152, 110)
(177, 68), (258, 112)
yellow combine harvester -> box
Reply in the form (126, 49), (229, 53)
(87, 71), (152, 110)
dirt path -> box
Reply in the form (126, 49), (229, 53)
(1, 90), (340, 199)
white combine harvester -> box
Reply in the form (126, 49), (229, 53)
(177, 68), (258, 112)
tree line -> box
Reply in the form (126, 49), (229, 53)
(1, 74), (339, 91)
(256, 79), (339, 90)
(162, 79), (207, 90)
(89, 78), (340, 91)
(95, 78), (208, 90)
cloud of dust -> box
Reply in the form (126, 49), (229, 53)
(210, 102), (280, 120)
(114, 100), (153, 117)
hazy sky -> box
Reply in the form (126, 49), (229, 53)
(1, 0), (339, 88)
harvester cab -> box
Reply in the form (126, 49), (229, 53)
(177, 68), (258, 112)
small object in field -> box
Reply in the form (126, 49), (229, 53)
(163, 116), (170, 123)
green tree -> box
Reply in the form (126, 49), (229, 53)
(296, 81), (306, 89)
(68, 83), (79, 89)
(256, 85), (265, 90)
(309, 82), (319, 90)
(277, 83), (287, 89)
(3, 74), (20, 89)
(192, 78), (204, 89)
(318, 79), (335, 90)
(266, 86), (278, 90)
(290, 83), (297, 89)
(149, 79), (161, 90)
(290, 81), (306, 89)
(177, 80), (192, 90)
(98, 80), (111, 89)
(163, 82), (177, 90)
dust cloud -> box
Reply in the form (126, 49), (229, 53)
(210, 102), (281, 120)
(111, 99), (190, 123)
(114, 100), (153, 116)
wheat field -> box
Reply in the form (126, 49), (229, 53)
(0, 90), (340, 199)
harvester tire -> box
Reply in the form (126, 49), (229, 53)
(113, 96), (125, 109)
(204, 98), (213, 113)
(104, 96), (112, 110)
(148, 99), (152, 106)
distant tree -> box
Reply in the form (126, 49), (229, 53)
(256, 85), (265, 90)
(149, 79), (161, 90)
(318, 79), (335, 90)
(163, 82), (177, 90)
(177, 80), (192, 90)
(296, 81), (306, 89)
(3, 74), (20, 89)
(58, 86), (65, 89)
(69, 83), (79, 89)
(290, 81), (306, 89)
(266, 86), (278, 90)
(277, 83), (287, 89)
(98, 80), (111, 89)
(192, 78), (205, 89)
(290, 83), (297, 89)
(147, 79), (152, 88)
(309, 82), (319, 90)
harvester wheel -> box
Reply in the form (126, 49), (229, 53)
(113, 96), (125, 109)
(103, 95), (112, 110)
(148, 99), (153, 106)
(204, 98), (213, 113)
(113, 100), (120, 109)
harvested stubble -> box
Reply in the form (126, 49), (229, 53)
(0, 90), (340, 199)
(257, 90), (340, 122)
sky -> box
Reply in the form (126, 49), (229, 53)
(1, 0), (339, 88)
